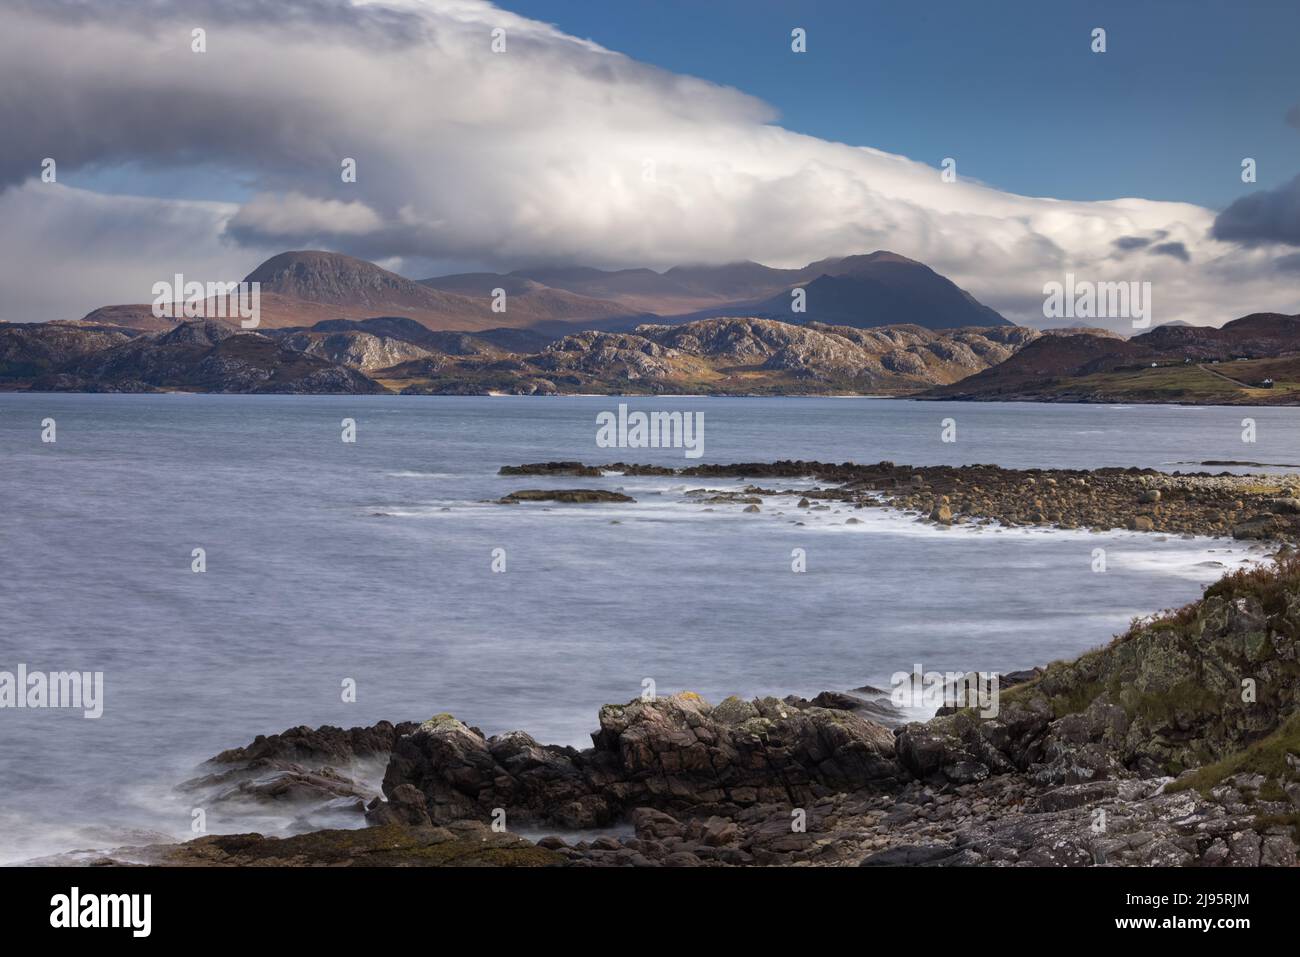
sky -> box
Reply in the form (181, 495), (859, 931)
(500, 0), (1300, 209)
(0, 0), (1298, 329)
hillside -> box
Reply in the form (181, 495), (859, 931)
(380, 317), (1037, 395)
(21, 320), (385, 394)
(929, 312), (1300, 404)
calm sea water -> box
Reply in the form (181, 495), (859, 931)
(2, 394), (1297, 862)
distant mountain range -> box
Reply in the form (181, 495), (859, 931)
(0, 314), (1034, 395)
(6, 248), (1300, 400)
(76, 248), (1009, 335)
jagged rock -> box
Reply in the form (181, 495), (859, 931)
(381, 693), (899, 830)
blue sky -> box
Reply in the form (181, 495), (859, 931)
(500, 0), (1300, 209)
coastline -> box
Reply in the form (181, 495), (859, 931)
(32, 458), (1300, 868)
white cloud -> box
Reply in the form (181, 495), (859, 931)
(0, 0), (1295, 327)
(0, 183), (267, 322)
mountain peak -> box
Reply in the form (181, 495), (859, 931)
(243, 250), (412, 299)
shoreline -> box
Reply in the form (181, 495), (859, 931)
(10, 386), (1300, 406)
(31, 459), (1300, 868)
(503, 458), (1300, 542)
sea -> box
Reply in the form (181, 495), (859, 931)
(2, 393), (1297, 862)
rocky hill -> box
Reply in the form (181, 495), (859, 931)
(0, 322), (137, 380)
(383, 316), (1039, 395)
(928, 312), (1300, 404)
(25, 320), (384, 394)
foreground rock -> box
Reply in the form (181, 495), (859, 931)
(379, 693), (901, 831)
(108, 823), (562, 867)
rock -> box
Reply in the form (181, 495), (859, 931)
(1138, 490), (1161, 504)
(631, 808), (684, 840)
(149, 823), (563, 867)
(381, 692), (900, 832)
(859, 844), (958, 866)
(500, 489), (634, 504)
(365, 783), (432, 826)
(499, 462), (603, 477)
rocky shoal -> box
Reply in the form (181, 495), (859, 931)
(499, 459), (1300, 540)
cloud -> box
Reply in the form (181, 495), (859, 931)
(228, 192), (385, 240)
(1113, 235), (1154, 251)
(0, 0), (1296, 328)
(1212, 174), (1300, 247)
(1150, 241), (1190, 263)
(0, 182), (271, 322)
(1273, 252), (1300, 274)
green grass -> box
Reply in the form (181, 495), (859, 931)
(1042, 358), (1300, 404)
(1166, 712), (1300, 796)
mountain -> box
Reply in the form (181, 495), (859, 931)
(927, 312), (1300, 404)
(492, 266), (719, 315)
(710, 252), (1010, 330)
(70, 249), (1008, 341)
(417, 272), (646, 325)
(425, 251), (1009, 331)
(25, 320), (384, 394)
(245, 251), (503, 330)
(376, 316), (1037, 396)
(80, 291), (375, 333)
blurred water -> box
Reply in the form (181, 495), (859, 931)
(1, 393), (1294, 862)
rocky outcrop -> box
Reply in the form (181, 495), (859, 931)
(378, 693), (901, 831)
(389, 317), (1041, 395)
(22, 320), (388, 394)
(277, 330), (433, 372)
(498, 489), (635, 503)
(0, 322), (135, 386)
(896, 556), (1300, 788)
